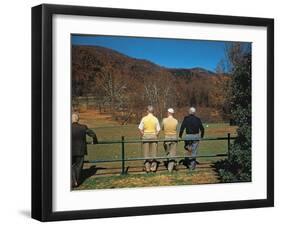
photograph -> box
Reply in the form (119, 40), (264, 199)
(31, 3), (274, 221)
(71, 35), (252, 190)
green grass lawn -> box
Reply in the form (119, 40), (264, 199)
(85, 122), (236, 163)
(75, 112), (237, 189)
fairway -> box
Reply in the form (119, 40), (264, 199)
(85, 123), (235, 163)
(74, 110), (237, 190)
(81, 110), (237, 163)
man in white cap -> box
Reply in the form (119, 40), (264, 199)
(179, 107), (204, 170)
(162, 108), (179, 172)
(138, 105), (161, 173)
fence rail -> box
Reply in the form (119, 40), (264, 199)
(87, 136), (234, 144)
(85, 133), (236, 174)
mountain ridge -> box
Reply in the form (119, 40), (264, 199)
(72, 44), (216, 76)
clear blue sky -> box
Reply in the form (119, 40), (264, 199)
(72, 35), (235, 72)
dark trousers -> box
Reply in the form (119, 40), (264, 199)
(72, 156), (84, 186)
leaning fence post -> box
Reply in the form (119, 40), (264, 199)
(227, 133), (230, 159)
(121, 136), (125, 175)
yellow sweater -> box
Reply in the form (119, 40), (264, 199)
(162, 116), (178, 136)
(138, 113), (160, 135)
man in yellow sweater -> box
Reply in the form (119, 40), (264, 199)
(162, 108), (178, 172)
(138, 105), (160, 173)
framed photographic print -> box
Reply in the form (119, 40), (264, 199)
(32, 4), (274, 221)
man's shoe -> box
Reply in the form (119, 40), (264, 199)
(150, 162), (158, 172)
(189, 161), (196, 170)
(144, 162), (151, 173)
(167, 162), (175, 173)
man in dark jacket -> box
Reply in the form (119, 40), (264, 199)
(179, 107), (204, 170)
(72, 113), (98, 188)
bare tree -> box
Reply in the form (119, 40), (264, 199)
(224, 42), (251, 74)
(94, 65), (132, 117)
(143, 70), (176, 119)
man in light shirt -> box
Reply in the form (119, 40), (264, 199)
(138, 105), (161, 173)
(162, 108), (178, 172)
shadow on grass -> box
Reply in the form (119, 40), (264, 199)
(83, 159), (211, 177)
(80, 165), (106, 185)
(178, 157), (200, 169)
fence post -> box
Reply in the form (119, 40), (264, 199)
(227, 133), (230, 159)
(121, 136), (125, 175)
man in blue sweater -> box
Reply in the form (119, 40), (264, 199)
(179, 107), (204, 170)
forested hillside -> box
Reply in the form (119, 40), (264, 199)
(72, 45), (231, 123)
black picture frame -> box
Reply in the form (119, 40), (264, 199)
(32, 4), (274, 222)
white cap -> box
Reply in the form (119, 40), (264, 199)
(168, 108), (174, 114)
(189, 107), (196, 114)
